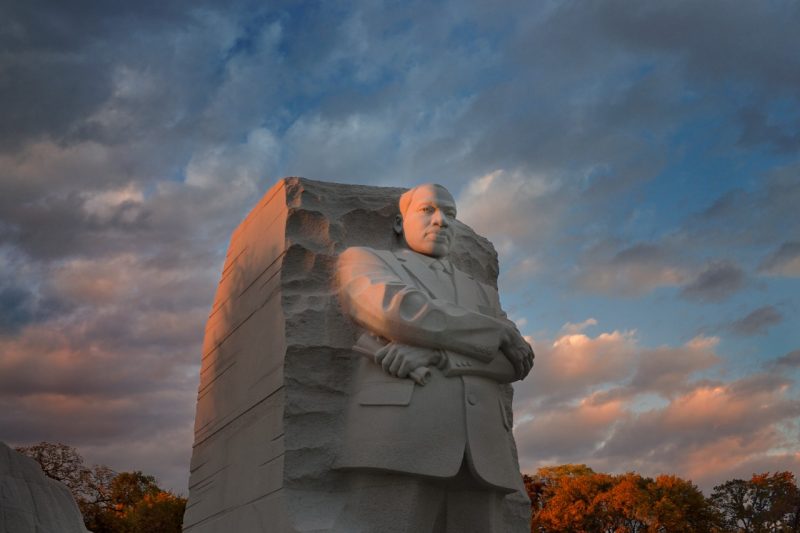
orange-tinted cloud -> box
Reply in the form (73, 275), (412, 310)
(513, 325), (800, 492)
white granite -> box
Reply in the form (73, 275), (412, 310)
(0, 442), (88, 533)
(184, 178), (530, 532)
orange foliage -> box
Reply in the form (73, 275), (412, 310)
(526, 464), (719, 532)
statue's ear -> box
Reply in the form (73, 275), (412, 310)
(393, 215), (403, 235)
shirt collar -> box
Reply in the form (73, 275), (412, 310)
(420, 254), (453, 274)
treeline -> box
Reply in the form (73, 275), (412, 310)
(15, 442), (185, 533)
(18, 442), (800, 532)
(525, 464), (800, 532)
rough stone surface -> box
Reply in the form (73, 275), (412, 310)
(0, 442), (88, 533)
(184, 177), (529, 532)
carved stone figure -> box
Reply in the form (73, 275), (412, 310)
(183, 178), (531, 532)
(333, 184), (534, 532)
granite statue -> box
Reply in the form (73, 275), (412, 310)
(183, 178), (532, 532)
(333, 184), (534, 532)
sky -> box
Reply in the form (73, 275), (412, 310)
(1, 0), (799, 495)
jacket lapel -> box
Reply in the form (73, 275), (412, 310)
(395, 249), (447, 300)
(394, 250), (488, 313)
(452, 268), (482, 311)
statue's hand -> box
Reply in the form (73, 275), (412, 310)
(500, 326), (535, 380)
(375, 343), (446, 379)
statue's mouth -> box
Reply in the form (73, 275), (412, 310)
(427, 230), (450, 241)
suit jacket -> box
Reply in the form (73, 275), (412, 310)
(335, 246), (525, 493)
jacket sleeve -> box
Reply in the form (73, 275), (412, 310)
(336, 246), (506, 362)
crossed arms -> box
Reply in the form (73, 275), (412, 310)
(337, 247), (533, 382)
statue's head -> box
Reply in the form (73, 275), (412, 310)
(394, 183), (456, 258)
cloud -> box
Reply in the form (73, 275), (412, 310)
(594, 374), (800, 491)
(0, 286), (38, 335)
(573, 242), (688, 296)
(625, 336), (720, 398)
(519, 329), (639, 408)
(560, 318), (598, 335)
(0, 249), (212, 490)
(0, 246), (70, 334)
(185, 128), (278, 189)
(759, 241), (800, 277)
(773, 350), (800, 369)
(515, 395), (626, 462)
(457, 169), (563, 257)
(727, 305), (783, 336)
(3, 0), (799, 495)
(693, 169), (800, 249)
(514, 326), (800, 492)
(680, 260), (745, 303)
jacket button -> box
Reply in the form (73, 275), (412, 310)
(467, 393), (477, 405)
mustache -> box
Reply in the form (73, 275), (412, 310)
(425, 229), (452, 238)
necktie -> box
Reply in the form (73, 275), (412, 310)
(430, 260), (456, 302)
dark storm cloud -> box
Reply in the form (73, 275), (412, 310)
(680, 261), (745, 302)
(727, 305), (783, 336)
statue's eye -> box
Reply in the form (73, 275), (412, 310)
(420, 206), (434, 214)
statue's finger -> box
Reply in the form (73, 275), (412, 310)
(397, 360), (410, 378)
(381, 351), (396, 371)
(389, 353), (404, 375)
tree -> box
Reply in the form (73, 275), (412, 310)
(16, 441), (186, 533)
(526, 464), (720, 533)
(117, 490), (187, 533)
(15, 441), (91, 497)
(79, 464), (117, 530)
(711, 472), (800, 532)
(648, 474), (720, 533)
(529, 464), (619, 532)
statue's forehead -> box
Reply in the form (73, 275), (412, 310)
(408, 185), (456, 208)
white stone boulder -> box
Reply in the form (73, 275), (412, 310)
(0, 441), (88, 533)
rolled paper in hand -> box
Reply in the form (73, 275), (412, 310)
(409, 366), (431, 386)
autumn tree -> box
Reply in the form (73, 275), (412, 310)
(529, 464), (619, 532)
(527, 464), (719, 532)
(15, 441), (185, 533)
(711, 471), (800, 532)
(15, 441), (91, 496)
(648, 474), (720, 532)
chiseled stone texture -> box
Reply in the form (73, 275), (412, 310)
(183, 177), (529, 532)
(0, 442), (88, 533)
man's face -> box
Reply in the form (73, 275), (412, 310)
(401, 185), (457, 258)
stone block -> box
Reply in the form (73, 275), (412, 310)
(184, 178), (527, 532)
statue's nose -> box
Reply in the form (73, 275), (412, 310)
(432, 210), (449, 227)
